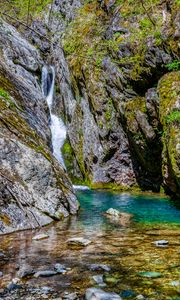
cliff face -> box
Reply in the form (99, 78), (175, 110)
(48, 0), (180, 196)
(0, 19), (79, 234)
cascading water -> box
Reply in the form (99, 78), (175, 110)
(41, 65), (66, 169)
(41, 65), (90, 190)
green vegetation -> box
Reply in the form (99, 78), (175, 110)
(0, 88), (10, 101)
(0, 87), (15, 108)
(62, 0), (167, 82)
(166, 110), (180, 124)
(166, 60), (180, 71)
(0, 0), (52, 25)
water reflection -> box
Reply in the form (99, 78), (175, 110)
(0, 191), (180, 299)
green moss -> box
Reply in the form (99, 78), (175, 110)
(91, 181), (141, 192)
(124, 97), (146, 127)
(158, 71), (180, 126)
(166, 60), (180, 71)
(166, 110), (180, 124)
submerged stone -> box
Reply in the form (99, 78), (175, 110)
(0, 272), (3, 277)
(170, 281), (180, 287)
(120, 290), (136, 298)
(138, 271), (162, 278)
(105, 208), (120, 217)
(104, 274), (119, 285)
(85, 288), (122, 300)
(32, 234), (49, 241)
(89, 264), (111, 272)
(34, 270), (57, 278)
(153, 240), (169, 247)
(63, 292), (78, 300)
(54, 264), (69, 274)
(67, 237), (91, 247)
(92, 275), (106, 286)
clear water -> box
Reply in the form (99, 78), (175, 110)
(0, 190), (180, 299)
(76, 190), (180, 226)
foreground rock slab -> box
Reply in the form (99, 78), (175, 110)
(85, 288), (122, 300)
(67, 237), (91, 247)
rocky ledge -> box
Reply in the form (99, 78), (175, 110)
(0, 19), (79, 234)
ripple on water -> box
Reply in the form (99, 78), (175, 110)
(0, 190), (179, 299)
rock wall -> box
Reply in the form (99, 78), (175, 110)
(49, 0), (180, 196)
(0, 19), (79, 234)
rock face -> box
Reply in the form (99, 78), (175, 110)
(47, 0), (180, 197)
(0, 19), (79, 234)
(158, 72), (180, 198)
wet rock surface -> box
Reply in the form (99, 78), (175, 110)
(0, 18), (79, 234)
(48, 0), (179, 197)
(85, 288), (122, 300)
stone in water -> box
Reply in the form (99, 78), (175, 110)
(154, 240), (168, 247)
(67, 237), (91, 247)
(34, 270), (57, 278)
(32, 234), (49, 241)
(85, 288), (122, 300)
(138, 271), (162, 278)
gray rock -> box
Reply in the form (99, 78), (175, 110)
(63, 292), (78, 300)
(17, 265), (35, 278)
(92, 275), (106, 287)
(32, 234), (49, 241)
(0, 272), (3, 277)
(67, 237), (91, 247)
(89, 264), (111, 272)
(136, 295), (145, 300)
(54, 264), (69, 274)
(34, 270), (57, 278)
(85, 288), (122, 300)
(105, 208), (120, 217)
(170, 281), (180, 287)
(154, 240), (169, 247)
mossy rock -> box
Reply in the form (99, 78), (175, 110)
(158, 71), (180, 198)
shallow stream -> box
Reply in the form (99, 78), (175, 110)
(0, 190), (180, 299)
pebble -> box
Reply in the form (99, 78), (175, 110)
(0, 272), (3, 277)
(7, 283), (22, 291)
(89, 264), (111, 272)
(104, 274), (119, 284)
(32, 234), (49, 241)
(170, 281), (180, 287)
(67, 237), (91, 247)
(54, 264), (69, 274)
(121, 290), (136, 298)
(137, 271), (162, 278)
(85, 288), (122, 300)
(153, 240), (169, 247)
(18, 265), (35, 278)
(92, 275), (106, 286)
(136, 295), (145, 300)
(63, 292), (78, 300)
(34, 270), (57, 278)
(105, 208), (120, 217)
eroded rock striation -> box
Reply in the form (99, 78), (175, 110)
(47, 0), (180, 197)
(0, 19), (79, 234)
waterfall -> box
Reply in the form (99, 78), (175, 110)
(41, 65), (90, 190)
(42, 65), (66, 169)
